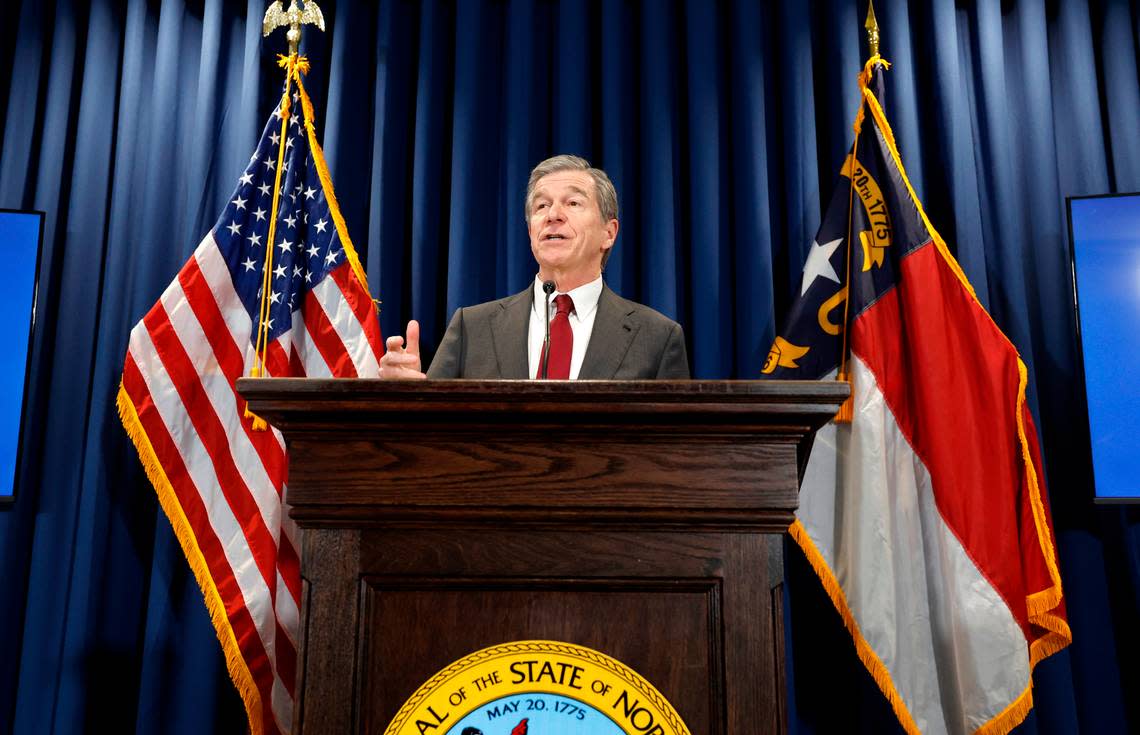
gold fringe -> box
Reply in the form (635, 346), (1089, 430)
(1030, 627), (1073, 668)
(116, 383), (265, 735)
(854, 74), (1071, 733)
(788, 520), (924, 735)
(862, 78), (1069, 632)
(976, 684), (1035, 735)
(1015, 359), (1067, 618)
(293, 74), (374, 298)
(861, 83), (975, 302)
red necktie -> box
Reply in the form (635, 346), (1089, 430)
(537, 293), (574, 379)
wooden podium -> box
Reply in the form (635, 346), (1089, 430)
(238, 379), (847, 735)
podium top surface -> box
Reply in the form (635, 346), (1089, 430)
(236, 380), (847, 526)
(237, 378), (848, 431)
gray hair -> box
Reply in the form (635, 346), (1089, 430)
(525, 155), (619, 268)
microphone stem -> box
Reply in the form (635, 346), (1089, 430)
(542, 289), (552, 379)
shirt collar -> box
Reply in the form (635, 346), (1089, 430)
(532, 274), (603, 319)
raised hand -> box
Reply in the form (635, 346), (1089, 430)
(378, 320), (427, 380)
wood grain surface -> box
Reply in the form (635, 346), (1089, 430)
(234, 379), (847, 734)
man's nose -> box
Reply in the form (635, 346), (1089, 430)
(546, 202), (565, 221)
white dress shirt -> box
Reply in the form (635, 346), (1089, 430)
(527, 275), (603, 379)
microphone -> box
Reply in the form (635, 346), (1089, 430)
(541, 280), (556, 379)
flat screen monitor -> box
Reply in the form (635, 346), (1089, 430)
(1067, 192), (1140, 503)
(0, 209), (42, 506)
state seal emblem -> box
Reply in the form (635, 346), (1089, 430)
(383, 640), (690, 735)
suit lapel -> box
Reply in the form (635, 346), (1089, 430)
(490, 287), (532, 379)
(578, 285), (638, 379)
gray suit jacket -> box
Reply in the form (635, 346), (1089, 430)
(426, 284), (690, 379)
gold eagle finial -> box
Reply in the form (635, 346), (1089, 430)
(263, 0), (326, 56)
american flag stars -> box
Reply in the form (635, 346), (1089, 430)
(211, 103), (348, 344)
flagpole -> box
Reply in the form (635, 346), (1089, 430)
(242, 1), (328, 430)
(834, 3), (881, 423)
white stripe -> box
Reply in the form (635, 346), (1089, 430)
(798, 357), (1029, 735)
(281, 503), (300, 548)
(196, 237), (296, 733)
(275, 571), (299, 647)
(316, 272), (381, 378)
(292, 302), (333, 377)
(271, 676), (294, 734)
(160, 269), (289, 566)
(192, 234), (255, 372)
(163, 260), (305, 649)
(195, 235), (286, 452)
(127, 324), (283, 674)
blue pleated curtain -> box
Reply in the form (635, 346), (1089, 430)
(0, 1), (1137, 733)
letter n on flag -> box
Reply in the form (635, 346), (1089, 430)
(763, 57), (1071, 734)
(116, 56), (383, 735)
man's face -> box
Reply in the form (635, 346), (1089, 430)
(527, 170), (618, 285)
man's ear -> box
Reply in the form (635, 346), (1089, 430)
(603, 218), (619, 248)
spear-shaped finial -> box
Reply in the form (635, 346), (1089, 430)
(263, 0), (326, 56)
(865, 0), (880, 58)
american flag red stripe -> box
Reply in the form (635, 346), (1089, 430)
(288, 344), (305, 376)
(302, 284), (360, 376)
(265, 338), (294, 379)
(118, 69), (382, 735)
(330, 262), (385, 361)
(129, 258), (300, 728)
(177, 255), (292, 502)
(121, 351), (280, 729)
(139, 305), (285, 598)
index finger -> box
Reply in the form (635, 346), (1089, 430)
(406, 320), (420, 357)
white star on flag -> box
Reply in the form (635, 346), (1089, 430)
(799, 237), (843, 295)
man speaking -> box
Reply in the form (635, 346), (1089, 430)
(379, 155), (690, 380)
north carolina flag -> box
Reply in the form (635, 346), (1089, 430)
(764, 58), (1071, 734)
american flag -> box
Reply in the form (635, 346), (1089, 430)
(118, 68), (382, 735)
